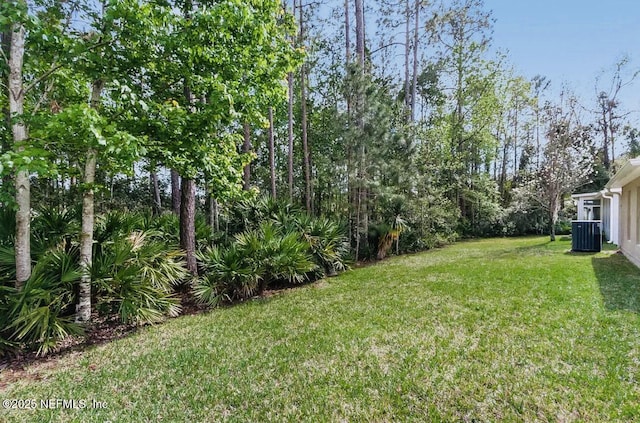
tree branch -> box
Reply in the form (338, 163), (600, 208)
(24, 40), (111, 94)
(370, 41), (406, 55)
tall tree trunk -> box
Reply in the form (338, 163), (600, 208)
(171, 169), (181, 215)
(209, 196), (220, 232)
(513, 100), (519, 181)
(2, 29), (11, 146)
(287, 72), (294, 199)
(410, 0), (420, 122)
(500, 135), (508, 197)
(354, 0), (365, 69)
(344, 0), (354, 246)
(344, 0), (351, 63)
(288, 0), (299, 201)
(549, 194), (561, 242)
(180, 42), (198, 274)
(76, 79), (104, 323)
(354, 0), (367, 257)
(493, 143), (498, 181)
(354, 184), (362, 262)
(299, 4), (311, 212)
(242, 122), (251, 190)
(8, 18), (31, 289)
(180, 178), (197, 274)
(599, 101), (610, 170)
(535, 107), (541, 170)
(268, 106), (276, 198)
(549, 210), (557, 242)
(608, 106), (616, 170)
(150, 167), (161, 215)
(77, 148), (96, 323)
(403, 0), (411, 115)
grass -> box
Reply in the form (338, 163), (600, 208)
(2, 236), (640, 422)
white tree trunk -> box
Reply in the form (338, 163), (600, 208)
(76, 148), (96, 323)
(287, 72), (294, 199)
(410, 0), (420, 122)
(9, 19), (31, 289)
(76, 80), (103, 323)
(299, 3), (311, 212)
(268, 106), (276, 198)
(403, 0), (411, 113)
(242, 122), (251, 190)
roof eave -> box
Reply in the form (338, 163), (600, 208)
(606, 157), (640, 189)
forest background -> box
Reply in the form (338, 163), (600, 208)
(1, 0), (638, 355)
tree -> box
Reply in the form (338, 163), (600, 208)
(2, 0), (91, 289)
(427, 0), (500, 228)
(298, 1), (312, 212)
(531, 75), (550, 170)
(623, 125), (640, 158)
(594, 57), (639, 171)
(268, 106), (277, 198)
(6, 1), (30, 288)
(529, 101), (594, 241)
(145, 0), (297, 273)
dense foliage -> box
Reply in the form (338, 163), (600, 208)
(1, 0), (638, 355)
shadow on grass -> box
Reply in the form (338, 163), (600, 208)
(592, 253), (640, 314)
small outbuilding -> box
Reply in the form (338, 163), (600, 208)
(571, 190), (619, 246)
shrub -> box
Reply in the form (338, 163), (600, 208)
(0, 284), (18, 357)
(237, 222), (317, 295)
(94, 210), (145, 246)
(31, 207), (79, 255)
(0, 244), (16, 283)
(1, 208), (190, 355)
(142, 211), (180, 244)
(195, 223), (316, 304)
(291, 214), (350, 276)
(195, 245), (258, 305)
(92, 231), (185, 324)
(224, 195), (303, 235)
(6, 248), (83, 356)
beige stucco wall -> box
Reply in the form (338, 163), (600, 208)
(619, 178), (640, 267)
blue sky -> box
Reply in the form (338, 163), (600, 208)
(486, 0), (639, 115)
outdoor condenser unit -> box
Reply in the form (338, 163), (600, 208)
(571, 220), (602, 252)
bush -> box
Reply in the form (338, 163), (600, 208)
(31, 207), (79, 255)
(224, 196), (303, 235)
(0, 284), (18, 357)
(391, 195), (459, 254)
(92, 231), (185, 324)
(195, 222), (316, 305)
(6, 248), (83, 356)
(195, 245), (258, 304)
(290, 214), (350, 276)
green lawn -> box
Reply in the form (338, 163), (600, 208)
(2, 237), (640, 422)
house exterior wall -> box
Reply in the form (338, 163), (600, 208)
(601, 197), (611, 242)
(619, 178), (640, 267)
(608, 192), (621, 245)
